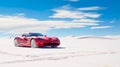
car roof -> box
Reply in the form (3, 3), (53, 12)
(23, 32), (41, 34)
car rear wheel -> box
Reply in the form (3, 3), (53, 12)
(14, 39), (19, 47)
(31, 39), (38, 48)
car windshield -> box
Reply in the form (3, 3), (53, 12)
(29, 33), (43, 36)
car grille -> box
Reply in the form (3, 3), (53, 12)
(43, 43), (59, 46)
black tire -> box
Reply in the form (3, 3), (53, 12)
(31, 39), (38, 48)
(51, 46), (57, 48)
(14, 39), (19, 47)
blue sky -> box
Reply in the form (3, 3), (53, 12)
(0, 0), (119, 37)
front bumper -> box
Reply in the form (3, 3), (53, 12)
(43, 43), (60, 46)
(35, 39), (60, 47)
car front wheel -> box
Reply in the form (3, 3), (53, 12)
(31, 39), (38, 48)
(51, 46), (57, 48)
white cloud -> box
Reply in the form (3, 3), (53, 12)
(60, 4), (71, 10)
(45, 21), (98, 29)
(67, 0), (79, 2)
(50, 9), (101, 19)
(0, 6), (109, 34)
(0, 15), (99, 34)
(0, 15), (51, 34)
(50, 9), (85, 19)
(49, 5), (112, 30)
(73, 19), (101, 23)
(77, 6), (102, 11)
(91, 26), (112, 29)
(109, 20), (115, 23)
(50, 5), (102, 19)
(17, 13), (25, 16)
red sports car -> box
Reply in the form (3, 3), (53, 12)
(14, 33), (60, 48)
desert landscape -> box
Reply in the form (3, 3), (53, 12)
(0, 36), (120, 67)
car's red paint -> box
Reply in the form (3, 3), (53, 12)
(14, 33), (60, 48)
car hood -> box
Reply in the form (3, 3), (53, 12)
(30, 36), (59, 42)
(30, 36), (57, 39)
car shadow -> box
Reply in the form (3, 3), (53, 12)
(18, 46), (65, 49)
(39, 47), (65, 49)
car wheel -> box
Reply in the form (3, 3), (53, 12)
(14, 39), (19, 47)
(31, 39), (38, 48)
(51, 46), (57, 48)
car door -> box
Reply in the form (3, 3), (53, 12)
(20, 34), (29, 46)
(22, 36), (28, 45)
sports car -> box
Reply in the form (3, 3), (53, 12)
(14, 33), (60, 48)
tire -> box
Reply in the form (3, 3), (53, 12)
(51, 46), (57, 48)
(14, 39), (19, 47)
(31, 39), (38, 48)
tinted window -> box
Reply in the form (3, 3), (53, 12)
(29, 33), (43, 36)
